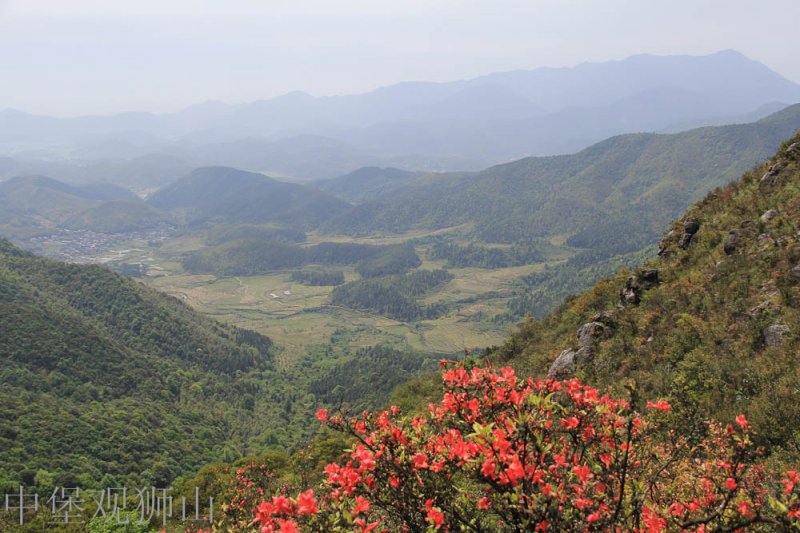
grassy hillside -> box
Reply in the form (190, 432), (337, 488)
(489, 133), (800, 452)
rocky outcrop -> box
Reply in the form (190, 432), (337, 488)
(760, 162), (786, 187)
(748, 300), (776, 319)
(619, 269), (660, 307)
(678, 219), (700, 249)
(577, 322), (605, 347)
(790, 264), (800, 279)
(764, 324), (790, 347)
(724, 230), (740, 255)
(723, 221), (758, 255)
(591, 310), (618, 328)
(548, 318), (615, 379)
(548, 348), (579, 379)
(760, 209), (779, 222)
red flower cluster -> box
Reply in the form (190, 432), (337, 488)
(249, 363), (800, 532)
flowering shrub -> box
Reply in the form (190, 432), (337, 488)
(220, 462), (286, 530)
(249, 362), (800, 532)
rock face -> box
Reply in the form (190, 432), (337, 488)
(764, 324), (790, 347)
(548, 348), (578, 379)
(619, 269), (660, 307)
(639, 269), (660, 289)
(678, 219), (701, 249)
(620, 278), (641, 306)
(577, 322), (605, 347)
(760, 162), (786, 187)
(548, 320), (612, 379)
(749, 301), (774, 319)
(683, 220), (700, 235)
(591, 310), (618, 328)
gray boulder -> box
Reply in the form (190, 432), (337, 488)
(723, 231), (740, 255)
(620, 277), (641, 306)
(760, 209), (779, 222)
(548, 321), (610, 379)
(619, 269), (660, 307)
(678, 219), (701, 249)
(591, 310), (618, 328)
(639, 269), (660, 289)
(548, 349), (577, 379)
(764, 324), (790, 347)
(760, 162), (786, 186)
(577, 322), (605, 347)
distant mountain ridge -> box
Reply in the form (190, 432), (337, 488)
(1, 50), (798, 184)
(322, 104), (800, 252)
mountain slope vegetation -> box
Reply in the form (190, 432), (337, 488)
(315, 167), (423, 203)
(181, 240), (421, 277)
(0, 240), (276, 488)
(0, 175), (171, 237)
(324, 104), (800, 249)
(146, 166), (350, 227)
(490, 133), (800, 452)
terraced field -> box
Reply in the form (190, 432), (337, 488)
(125, 231), (573, 363)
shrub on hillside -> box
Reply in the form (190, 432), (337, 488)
(241, 363), (799, 532)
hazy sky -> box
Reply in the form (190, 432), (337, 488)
(1, 0), (798, 116)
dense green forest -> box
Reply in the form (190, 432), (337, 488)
(203, 224), (306, 245)
(0, 239), (275, 489)
(182, 240), (421, 277)
(147, 166), (350, 228)
(330, 269), (453, 321)
(315, 166), (421, 203)
(0, 239), (441, 496)
(307, 345), (436, 405)
(0, 176), (171, 237)
(427, 238), (546, 268)
(353, 242), (421, 277)
(290, 269), (346, 286)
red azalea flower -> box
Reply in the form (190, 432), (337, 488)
(296, 489), (318, 515)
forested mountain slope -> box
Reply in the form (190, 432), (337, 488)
(0, 175), (171, 236)
(314, 167), (423, 203)
(491, 133), (800, 451)
(324, 104), (800, 254)
(147, 166), (350, 227)
(0, 240), (275, 488)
